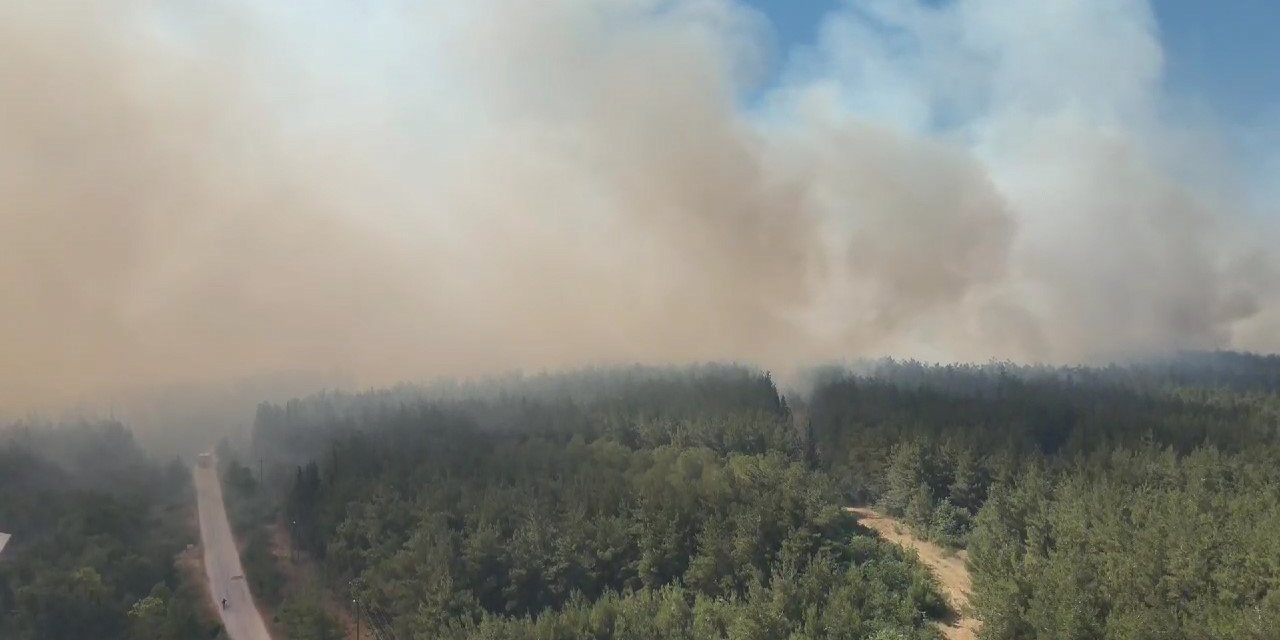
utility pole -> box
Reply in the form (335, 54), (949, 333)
(351, 579), (363, 640)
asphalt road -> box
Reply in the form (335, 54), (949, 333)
(195, 458), (272, 640)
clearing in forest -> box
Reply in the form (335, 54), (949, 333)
(846, 507), (980, 640)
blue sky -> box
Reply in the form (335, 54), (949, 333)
(746, 0), (1280, 125)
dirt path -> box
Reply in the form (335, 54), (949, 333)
(847, 507), (980, 640)
(194, 457), (273, 640)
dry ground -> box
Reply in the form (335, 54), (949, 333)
(846, 507), (980, 640)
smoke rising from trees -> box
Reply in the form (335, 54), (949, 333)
(2, 0), (1275, 409)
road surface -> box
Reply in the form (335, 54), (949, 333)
(847, 507), (980, 640)
(195, 457), (272, 640)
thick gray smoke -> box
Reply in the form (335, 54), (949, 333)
(2, 0), (1276, 409)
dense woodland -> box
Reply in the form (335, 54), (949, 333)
(220, 451), (345, 640)
(254, 366), (946, 639)
(4, 353), (1279, 640)
(0, 422), (220, 640)
(805, 357), (1280, 638)
(250, 354), (1280, 640)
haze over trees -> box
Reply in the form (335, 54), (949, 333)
(241, 352), (1280, 640)
(254, 366), (948, 639)
(3, 353), (1278, 639)
(3, 2), (1278, 640)
(0, 422), (218, 640)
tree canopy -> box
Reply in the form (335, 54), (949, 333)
(0, 422), (217, 640)
(252, 354), (1280, 639)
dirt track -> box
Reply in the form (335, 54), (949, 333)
(194, 458), (273, 640)
(847, 507), (980, 640)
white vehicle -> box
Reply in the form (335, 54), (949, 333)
(198, 452), (213, 468)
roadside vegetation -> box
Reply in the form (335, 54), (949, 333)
(220, 453), (286, 608)
(0, 422), (222, 640)
(219, 447), (342, 638)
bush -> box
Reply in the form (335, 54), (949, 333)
(241, 530), (285, 606)
(277, 591), (342, 640)
(928, 499), (971, 548)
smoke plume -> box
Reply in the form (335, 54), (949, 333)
(2, 0), (1276, 409)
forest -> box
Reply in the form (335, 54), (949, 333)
(246, 353), (1280, 640)
(0, 421), (220, 640)
(251, 366), (947, 639)
(805, 357), (1280, 638)
(4, 353), (1279, 640)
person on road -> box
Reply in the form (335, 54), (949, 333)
(222, 598), (228, 610)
